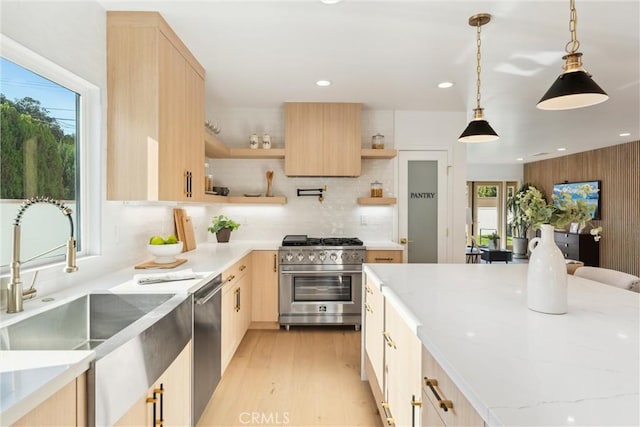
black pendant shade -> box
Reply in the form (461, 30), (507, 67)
(458, 119), (499, 143)
(537, 70), (609, 110)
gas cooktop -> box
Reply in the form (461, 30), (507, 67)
(281, 235), (364, 247)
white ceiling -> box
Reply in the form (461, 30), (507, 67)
(98, 0), (640, 164)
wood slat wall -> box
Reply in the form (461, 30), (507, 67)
(524, 141), (639, 277)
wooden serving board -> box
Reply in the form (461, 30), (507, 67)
(134, 258), (187, 269)
(173, 208), (187, 252)
(182, 215), (196, 251)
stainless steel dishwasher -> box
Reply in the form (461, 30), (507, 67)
(193, 274), (223, 425)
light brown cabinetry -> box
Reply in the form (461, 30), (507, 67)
(115, 341), (192, 427)
(221, 255), (252, 373)
(384, 300), (423, 427)
(251, 250), (279, 326)
(107, 12), (205, 201)
(366, 250), (404, 264)
(13, 373), (86, 426)
(285, 102), (362, 177)
(421, 345), (483, 427)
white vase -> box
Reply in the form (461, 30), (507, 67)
(527, 224), (568, 314)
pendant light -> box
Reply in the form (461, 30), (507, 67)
(537, 0), (608, 110)
(459, 13), (499, 143)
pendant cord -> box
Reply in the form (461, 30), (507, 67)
(475, 20), (482, 111)
(565, 0), (580, 54)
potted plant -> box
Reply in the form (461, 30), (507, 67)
(208, 215), (240, 243)
(507, 183), (535, 258)
(487, 232), (500, 250)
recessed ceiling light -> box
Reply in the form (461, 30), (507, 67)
(438, 81), (454, 89)
(316, 80), (331, 87)
(516, 157), (524, 161)
(557, 147), (567, 151)
(619, 132), (631, 137)
(320, 0), (342, 4)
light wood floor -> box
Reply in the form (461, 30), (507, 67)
(198, 328), (382, 427)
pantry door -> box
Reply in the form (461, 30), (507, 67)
(398, 151), (448, 263)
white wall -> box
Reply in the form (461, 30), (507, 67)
(467, 163), (523, 182)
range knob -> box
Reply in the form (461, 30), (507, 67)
(330, 252), (338, 262)
(285, 253), (294, 262)
(296, 252), (305, 262)
(308, 253), (316, 262)
(319, 252), (326, 261)
(341, 252), (348, 260)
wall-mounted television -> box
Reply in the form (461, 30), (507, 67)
(552, 180), (601, 220)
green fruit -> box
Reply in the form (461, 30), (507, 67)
(149, 236), (165, 245)
(165, 235), (178, 244)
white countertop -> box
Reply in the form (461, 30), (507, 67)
(364, 263), (640, 427)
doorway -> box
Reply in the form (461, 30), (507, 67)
(398, 151), (448, 263)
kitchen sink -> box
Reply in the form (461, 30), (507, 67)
(0, 291), (192, 426)
(0, 293), (174, 351)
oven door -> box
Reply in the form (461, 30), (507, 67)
(279, 267), (362, 327)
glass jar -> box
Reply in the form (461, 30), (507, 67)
(371, 133), (384, 149)
(370, 181), (383, 198)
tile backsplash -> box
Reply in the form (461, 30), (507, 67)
(204, 157), (395, 241)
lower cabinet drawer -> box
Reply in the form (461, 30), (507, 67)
(422, 346), (484, 427)
(422, 388), (445, 427)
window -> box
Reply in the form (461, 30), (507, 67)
(467, 181), (519, 249)
(1, 35), (99, 269)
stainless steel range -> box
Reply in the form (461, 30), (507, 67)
(279, 235), (365, 330)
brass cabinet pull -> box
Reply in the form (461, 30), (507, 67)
(365, 285), (373, 294)
(226, 274), (236, 283)
(234, 287), (241, 312)
(381, 402), (395, 426)
(364, 302), (373, 313)
(184, 171), (193, 197)
(411, 395), (422, 427)
(375, 257), (394, 261)
(239, 265), (246, 271)
(146, 397), (158, 404)
(383, 331), (396, 349)
(157, 384), (164, 426)
(273, 254), (277, 272)
(424, 377), (453, 412)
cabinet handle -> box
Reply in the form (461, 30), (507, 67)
(364, 302), (373, 313)
(375, 257), (394, 261)
(381, 401), (395, 426)
(234, 287), (241, 312)
(225, 274), (236, 284)
(424, 377), (453, 412)
(411, 395), (422, 427)
(365, 285), (373, 294)
(184, 171), (193, 198)
(239, 264), (246, 272)
(273, 254), (277, 272)
(564, 243), (569, 247)
(157, 384), (164, 426)
(383, 331), (396, 349)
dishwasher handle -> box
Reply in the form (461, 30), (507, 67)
(194, 275), (223, 305)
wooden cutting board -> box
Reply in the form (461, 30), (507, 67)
(173, 208), (187, 251)
(181, 215), (196, 251)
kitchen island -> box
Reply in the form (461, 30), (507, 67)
(363, 263), (639, 426)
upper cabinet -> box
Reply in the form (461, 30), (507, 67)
(285, 102), (362, 177)
(107, 12), (205, 201)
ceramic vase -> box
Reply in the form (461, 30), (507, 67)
(527, 224), (568, 314)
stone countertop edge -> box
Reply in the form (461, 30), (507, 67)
(0, 351), (93, 425)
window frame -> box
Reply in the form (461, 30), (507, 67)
(1, 34), (100, 268)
